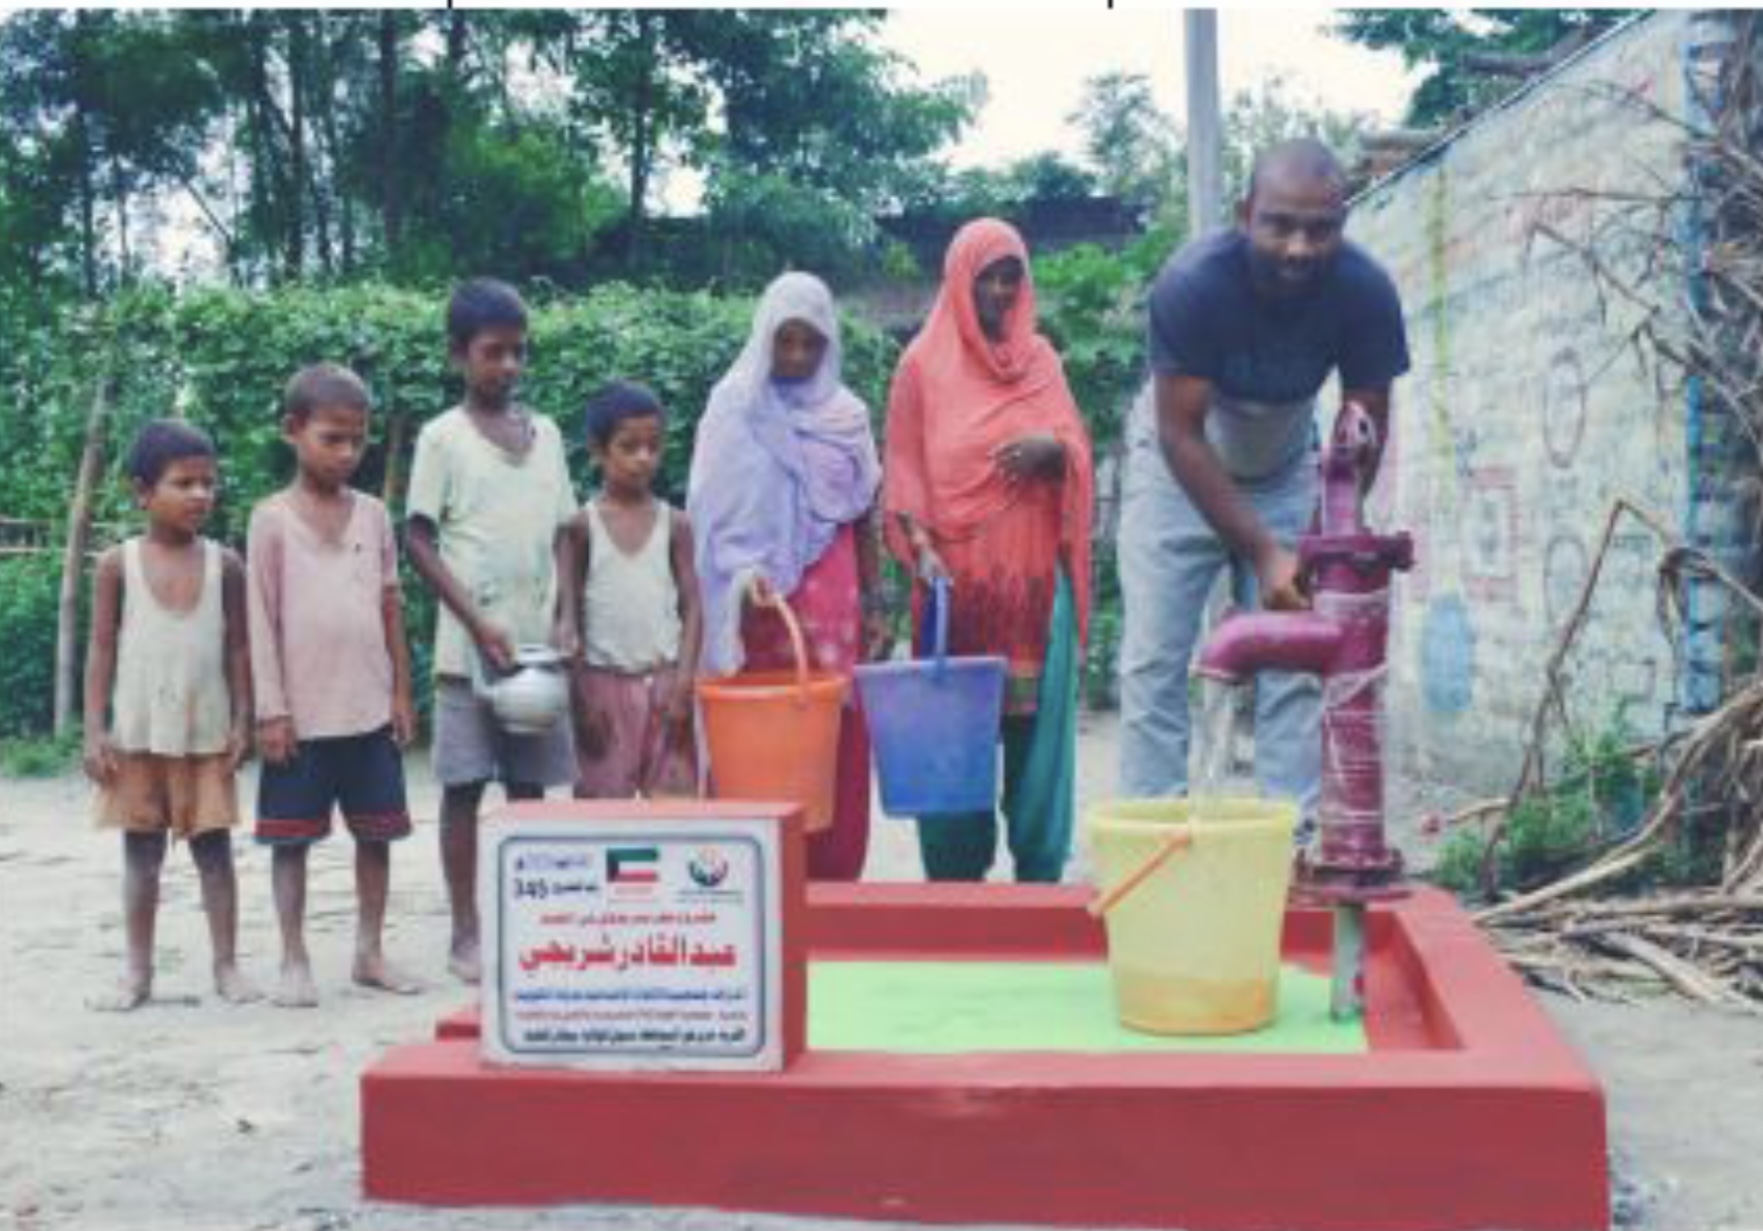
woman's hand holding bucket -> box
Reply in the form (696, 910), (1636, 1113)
(861, 601), (895, 662)
(744, 573), (781, 610)
(907, 529), (951, 587)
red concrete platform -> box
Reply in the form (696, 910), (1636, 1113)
(364, 884), (1608, 1230)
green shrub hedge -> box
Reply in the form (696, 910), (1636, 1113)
(0, 556), (65, 737)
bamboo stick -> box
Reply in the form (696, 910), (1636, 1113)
(53, 369), (113, 736)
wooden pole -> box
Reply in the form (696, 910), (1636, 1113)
(54, 370), (114, 735)
(381, 407), (409, 508)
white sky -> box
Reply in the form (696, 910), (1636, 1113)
(879, 7), (1420, 170)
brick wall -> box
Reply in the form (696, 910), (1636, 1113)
(1344, 11), (1740, 790)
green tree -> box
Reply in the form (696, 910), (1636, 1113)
(179, 10), (360, 281)
(0, 10), (223, 295)
(548, 11), (715, 268)
(1066, 72), (1366, 226)
(1219, 74), (1372, 204)
(399, 120), (625, 284)
(0, 11), (621, 286)
(998, 151), (1099, 204)
(911, 151), (1100, 231)
(700, 171), (882, 285)
(0, 119), (80, 300)
(0, 11), (980, 291)
(702, 15), (979, 211)
(1336, 10), (1624, 127)
(1069, 71), (1181, 211)
(557, 11), (980, 277)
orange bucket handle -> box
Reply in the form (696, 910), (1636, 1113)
(1086, 827), (1194, 919)
(760, 592), (812, 705)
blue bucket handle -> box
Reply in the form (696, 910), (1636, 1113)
(931, 575), (950, 679)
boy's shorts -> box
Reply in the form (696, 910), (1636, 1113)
(433, 676), (575, 790)
(255, 726), (412, 845)
(572, 664), (698, 799)
(95, 752), (238, 839)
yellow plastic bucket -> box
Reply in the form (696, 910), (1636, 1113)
(1086, 797), (1297, 1035)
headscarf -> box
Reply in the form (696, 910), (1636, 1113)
(688, 272), (880, 675)
(883, 218), (1094, 639)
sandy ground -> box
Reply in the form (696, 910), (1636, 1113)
(3, 711), (1761, 1231)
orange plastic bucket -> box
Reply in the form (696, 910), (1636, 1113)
(696, 598), (849, 832)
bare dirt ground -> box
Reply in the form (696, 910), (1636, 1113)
(3, 712), (1761, 1231)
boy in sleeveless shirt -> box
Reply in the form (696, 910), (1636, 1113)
(558, 382), (703, 798)
(83, 419), (258, 1010)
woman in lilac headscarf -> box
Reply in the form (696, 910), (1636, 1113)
(687, 272), (888, 880)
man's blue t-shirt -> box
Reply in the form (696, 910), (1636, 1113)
(1145, 229), (1410, 480)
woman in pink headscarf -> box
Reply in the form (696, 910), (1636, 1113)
(884, 218), (1094, 883)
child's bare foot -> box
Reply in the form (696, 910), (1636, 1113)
(448, 938), (481, 985)
(272, 958), (319, 1008)
(214, 962), (261, 1005)
(353, 953), (422, 995)
(89, 969), (153, 1012)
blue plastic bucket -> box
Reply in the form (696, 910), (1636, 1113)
(855, 580), (1007, 817)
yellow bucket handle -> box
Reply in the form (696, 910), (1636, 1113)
(761, 592), (812, 706)
(1087, 826), (1194, 918)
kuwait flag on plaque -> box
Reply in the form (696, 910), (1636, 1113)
(608, 846), (660, 884)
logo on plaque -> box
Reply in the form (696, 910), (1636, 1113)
(688, 847), (731, 888)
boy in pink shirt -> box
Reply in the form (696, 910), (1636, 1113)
(247, 364), (418, 1007)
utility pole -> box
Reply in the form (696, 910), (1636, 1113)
(1185, 8), (1223, 237)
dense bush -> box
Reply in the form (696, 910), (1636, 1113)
(2, 281), (900, 527)
(0, 729), (82, 778)
(0, 556), (65, 738)
(1034, 226), (1179, 705)
(1033, 224), (1175, 452)
(1430, 716), (1670, 899)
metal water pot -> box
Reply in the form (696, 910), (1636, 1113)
(476, 644), (569, 735)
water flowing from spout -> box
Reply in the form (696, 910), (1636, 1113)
(1192, 675), (1239, 811)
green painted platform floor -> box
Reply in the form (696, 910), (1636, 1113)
(809, 959), (1367, 1053)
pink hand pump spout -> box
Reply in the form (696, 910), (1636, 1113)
(1192, 611), (1343, 683)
